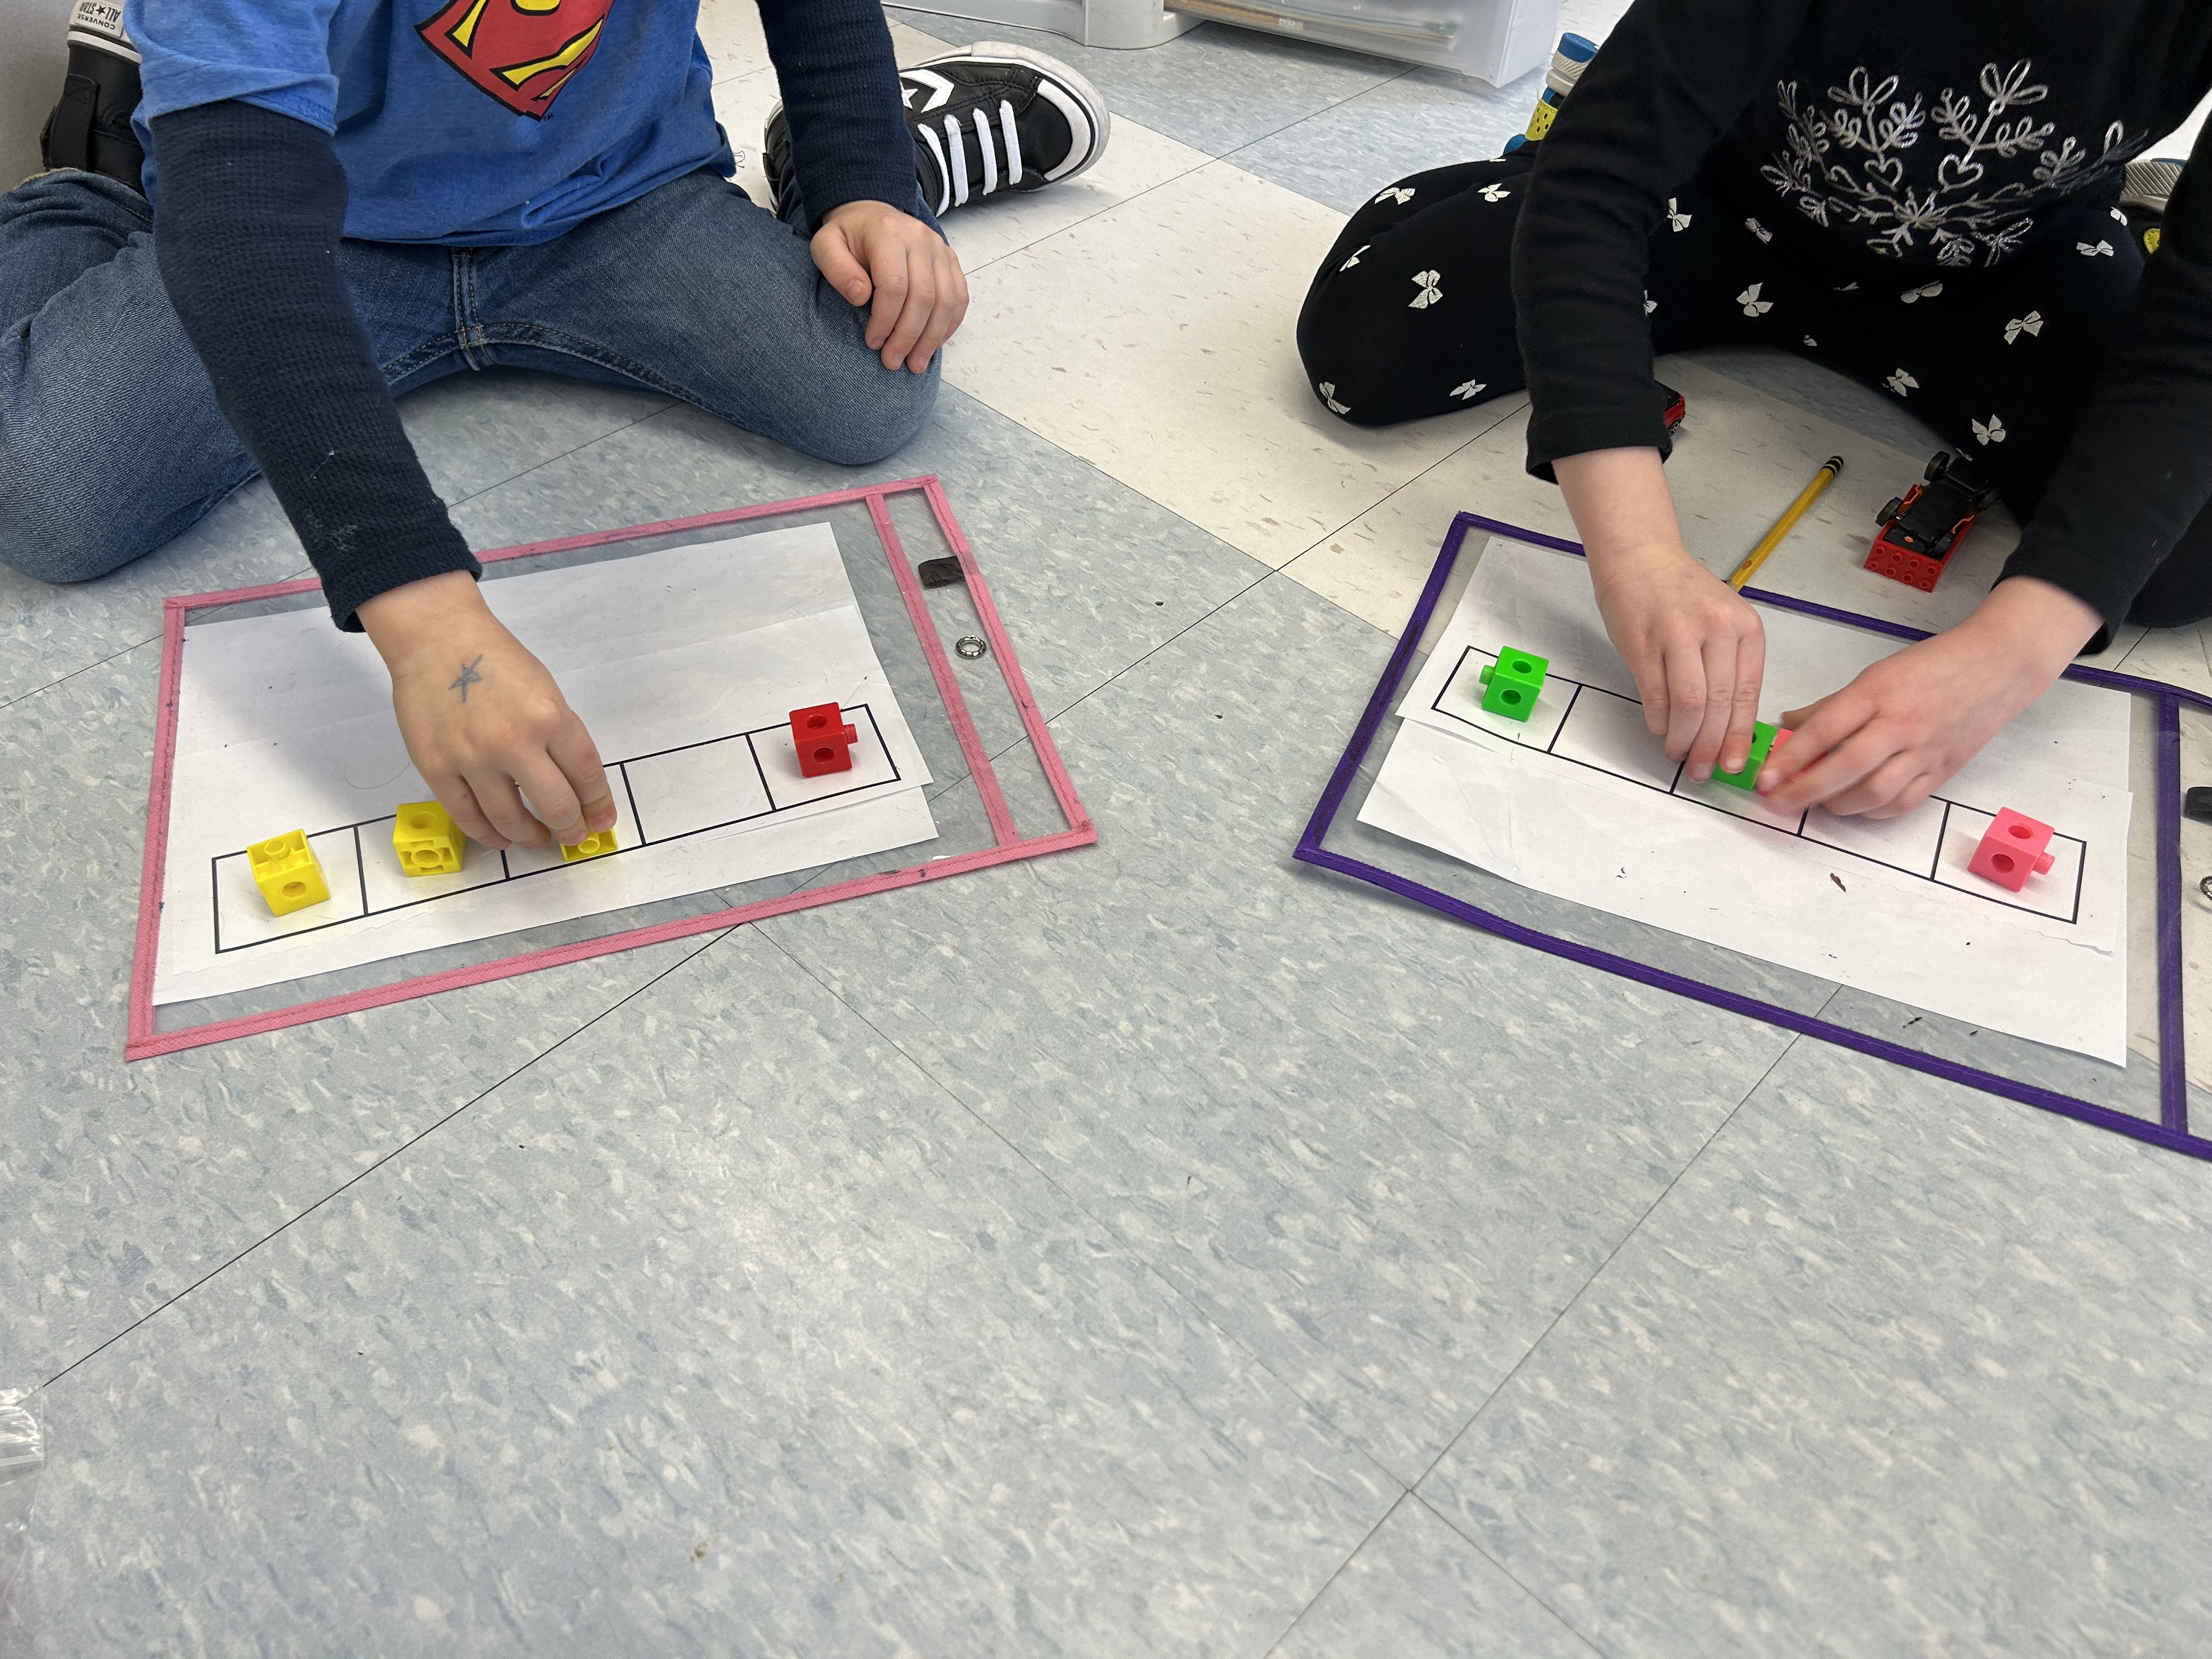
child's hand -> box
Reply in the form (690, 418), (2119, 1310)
(1757, 576), (2104, 817)
(1553, 445), (1768, 780)
(1590, 540), (1769, 781)
(812, 199), (969, 373)
(356, 572), (616, 851)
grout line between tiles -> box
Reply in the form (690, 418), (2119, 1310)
(1407, 1489), (1616, 1659)
(1408, 1031), (1808, 1505)
(744, 919), (1405, 1488)
(1330, 1030), (1822, 1659)
(32, 926), (738, 1395)
(0, 636), (155, 715)
(1257, 1491), (1424, 1659)
(1276, 398), (1534, 574)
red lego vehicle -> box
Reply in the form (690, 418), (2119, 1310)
(1866, 449), (1999, 592)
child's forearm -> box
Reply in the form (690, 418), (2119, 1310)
(1962, 575), (2105, 673)
(150, 100), (477, 632)
(1554, 446), (1685, 573)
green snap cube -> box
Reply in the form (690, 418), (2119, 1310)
(1710, 720), (1780, 789)
(1476, 647), (1548, 721)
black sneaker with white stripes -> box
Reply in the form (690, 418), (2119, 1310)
(766, 42), (1110, 222)
(38, 0), (145, 191)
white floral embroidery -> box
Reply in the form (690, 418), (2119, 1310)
(2076, 239), (2114, 256)
(2112, 206), (2129, 222)
(1758, 61), (2145, 264)
(1803, 335), (1819, 347)
(1408, 269), (1443, 309)
(1374, 185), (1416, 206)
(1450, 379), (1488, 401)
(1667, 197), (1693, 232)
(1643, 290), (1658, 314)
(1318, 381), (1350, 414)
(2004, 309), (2043, 342)
(1972, 413), (2007, 443)
(1900, 281), (1944, 303)
(1746, 216), (1773, 242)
(1338, 244), (1368, 272)
(1836, 280), (1861, 291)
(1477, 182), (1511, 202)
(1737, 282), (1774, 316)
(1885, 366), (1920, 396)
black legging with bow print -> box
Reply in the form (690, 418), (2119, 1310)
(1296, 145), (2212, 628)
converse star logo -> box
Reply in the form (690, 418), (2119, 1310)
(1666, 198), (1692, 232)
(1900, 281), (1943, 303)
(1338, 244), (1368, 272)
(2004, 310), (2044, 343)
(1375, 186), (1416, 206)
(901, 67), (955, 112)
(1745, 216), (1773, 242)
(1737, 282), (1774, 317)
(1450, 379), (1487, 401)
(1972, 413), (2007, 444)
(1408, 269), (1442, 309)
(1477, 183), (1511, 202)
(2077, 239), (2114, 257)
(1884, 367), (1919, 397)
(1318, 381), (1350, 414)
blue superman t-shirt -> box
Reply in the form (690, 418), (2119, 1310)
(129, 0), (732, 244)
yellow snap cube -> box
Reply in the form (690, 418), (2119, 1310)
(559, 827), (618, 863)
(247, 829), (330, 916)
(392, 800), (465, 877)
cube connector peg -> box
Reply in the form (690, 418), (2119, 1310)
(248, 828), (330, 916)
(560, 828), (619, 863)
(1711, 722), (1786, 791)
(1968, 807), (2056, 892)
(392, 800), (464, 877)
(1476, 648), (1548, 721)
(789, 702), (858, 777)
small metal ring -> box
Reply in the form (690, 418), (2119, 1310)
(954, 636), (988, 661)
(2200, 872), (2212, 904)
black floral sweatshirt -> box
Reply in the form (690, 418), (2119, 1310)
(1515, 0), (2212, 626)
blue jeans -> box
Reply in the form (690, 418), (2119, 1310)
(0, 168), (941, 585)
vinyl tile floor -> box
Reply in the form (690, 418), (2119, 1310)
(7, 9), (2212, 1657)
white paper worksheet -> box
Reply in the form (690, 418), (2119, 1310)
(153, 523), (935, 1006)
(1360, 537), (2135, 1063)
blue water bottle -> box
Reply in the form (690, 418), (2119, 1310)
(1504, 33), (1598, 154)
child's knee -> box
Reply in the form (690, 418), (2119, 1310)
(797, 358), (940, 466)
(0, 460), (143, 584)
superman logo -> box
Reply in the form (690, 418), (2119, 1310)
(417, 0), (612, 119)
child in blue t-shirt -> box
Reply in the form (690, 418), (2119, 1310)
(6, 0), (1109, 856)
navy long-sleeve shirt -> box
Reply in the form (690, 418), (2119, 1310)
(149, 0), (914, 628)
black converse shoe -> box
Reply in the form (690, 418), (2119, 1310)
(766, 42), (1110, 222)
(38, 0), (146, 191)
(2120, 156), (2186, 255)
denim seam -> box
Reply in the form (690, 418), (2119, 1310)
(449, 248), (489, 370)
(479, 320), (743, 420)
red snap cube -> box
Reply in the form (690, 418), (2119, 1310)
(788, 703), (858, 777)
(1967, 807), (2056, 892)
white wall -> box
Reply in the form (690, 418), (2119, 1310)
(2, 0), (74, 187)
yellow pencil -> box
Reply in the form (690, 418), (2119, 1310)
(1728, 455), (1844, 590)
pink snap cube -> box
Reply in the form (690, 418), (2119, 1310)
(1968, 807), (2056, 893)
